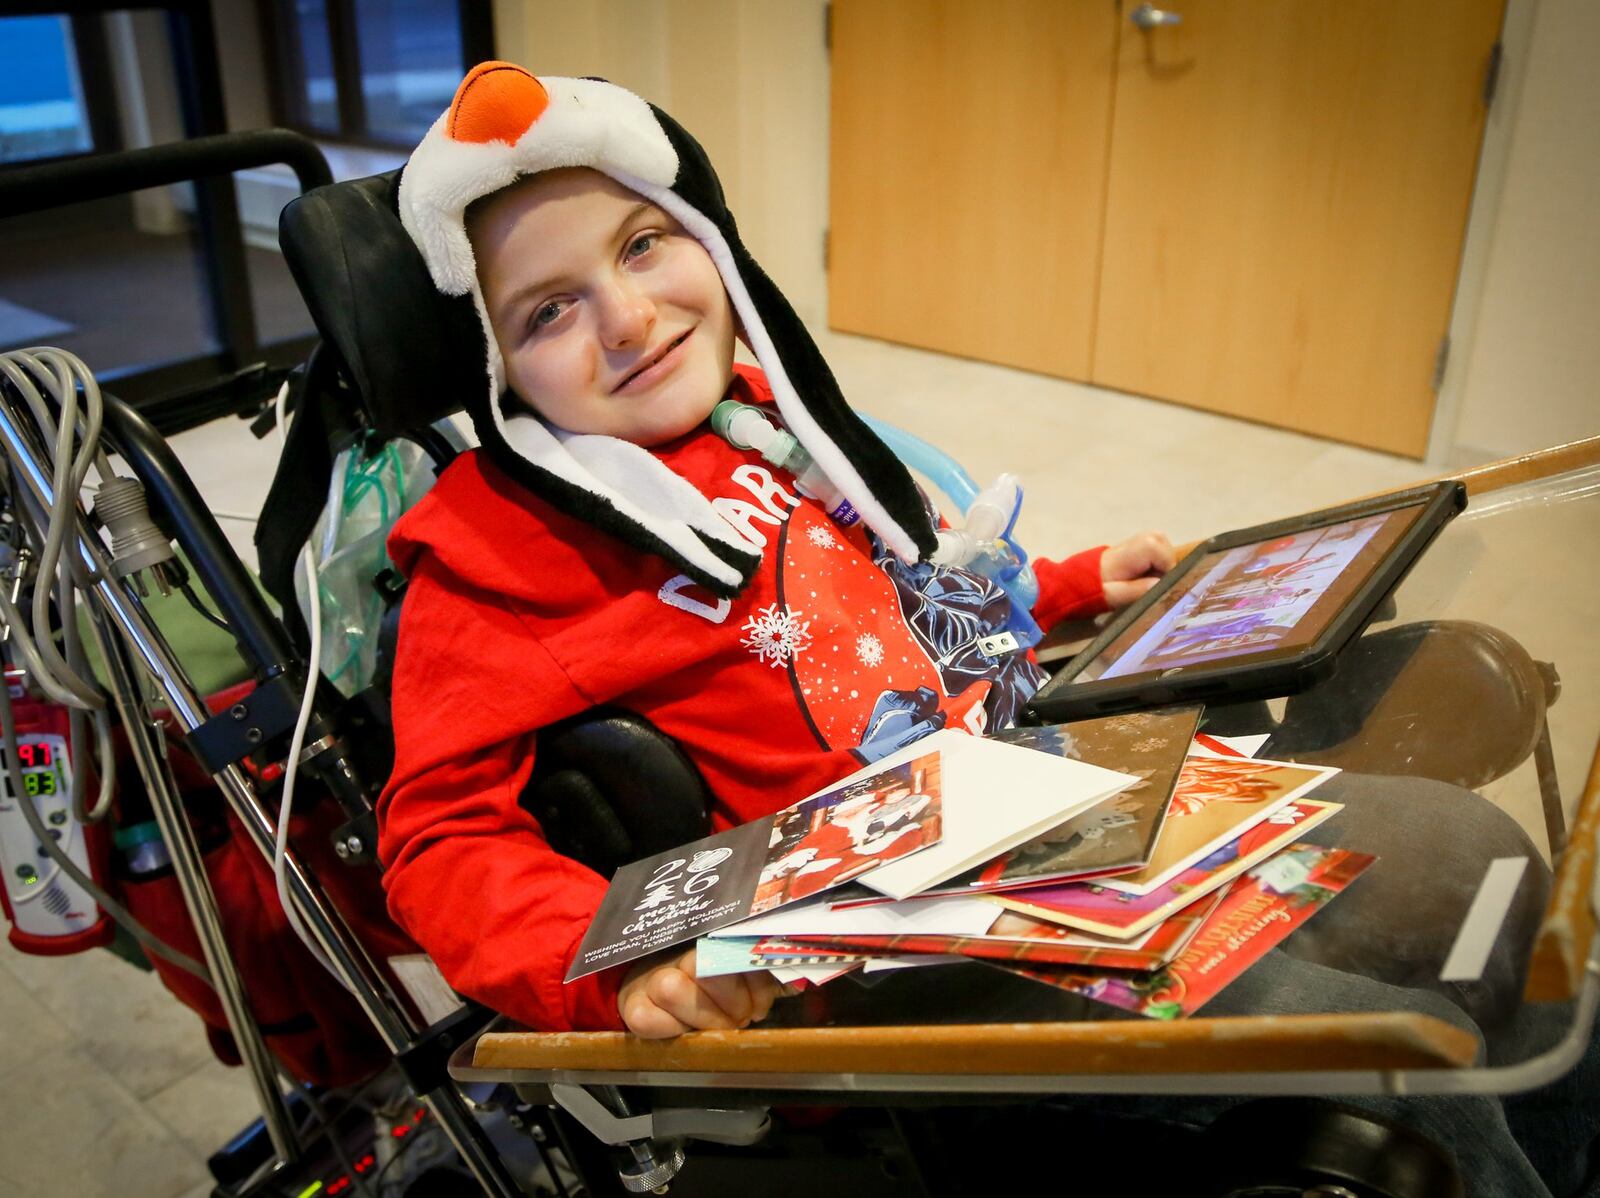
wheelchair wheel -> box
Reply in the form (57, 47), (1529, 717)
(1198, 1098), (1465, 1198)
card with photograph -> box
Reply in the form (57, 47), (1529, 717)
(1095, 754), (1338, 895)
(752, 752), (943, 912)
(963, 706), (1203, 889)
(990, 797), (1342, 939)
(566, 750), (943, 981)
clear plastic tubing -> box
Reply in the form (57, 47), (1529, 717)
(711, 400), (860, 526)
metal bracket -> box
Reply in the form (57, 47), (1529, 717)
(393, 1002), (498, 1097)
(548, 1083), (770, 1147)
(330, 809), (379, 865)
(1431, 334), (1452, 394)
(185, 673), (303, 772)
(978, 631), (1021, 657)
(1483, 39), (1504, 108)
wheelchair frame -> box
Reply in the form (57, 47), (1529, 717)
(7, 127), (1595, 1198)
(2, 130), (526, 1198)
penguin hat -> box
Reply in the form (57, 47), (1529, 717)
(398, 62), (936, 597)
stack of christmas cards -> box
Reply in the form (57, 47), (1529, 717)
(688, 726), (1371, 1018)
(566, 728), (1140, 981)
(571, 712), (1372, 1020)
(993, 844), (1374, 1019)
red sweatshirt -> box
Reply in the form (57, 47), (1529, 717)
(377, 367), (1107, 1031)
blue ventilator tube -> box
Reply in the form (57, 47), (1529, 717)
(861, 415), (1044, 648)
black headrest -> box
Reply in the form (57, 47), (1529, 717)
(278, 171), (484, 435)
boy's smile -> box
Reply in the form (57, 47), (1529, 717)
(469, 167), (736, 445)
(613, 327), (693, 395)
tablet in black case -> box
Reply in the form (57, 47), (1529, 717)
(1028, 481), (1467, 722)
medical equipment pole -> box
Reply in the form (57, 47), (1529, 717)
(0, 395), (525, 1197)
(0, 392), (302, 1161)
(92, 607), (305, 1162)
(96, 396), (383, 817)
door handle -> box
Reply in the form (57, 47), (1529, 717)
(1131, 3), (1183, 29)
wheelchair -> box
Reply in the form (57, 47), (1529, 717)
(0, 128), (1564, 1198)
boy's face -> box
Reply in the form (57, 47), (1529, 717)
(469, 168), (736, 446)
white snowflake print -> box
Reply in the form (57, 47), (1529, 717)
(855, 632), (885, 668)
(805, 523), (840, 550)
(741, 603), (813, 668)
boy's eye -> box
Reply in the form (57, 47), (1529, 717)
(532, 299), (568, 329)
(625, 233), (657, 260)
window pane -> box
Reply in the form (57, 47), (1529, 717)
(356, 0), (463, 145)
(0, 16), (93, 164)
(0, 186), (221, 374)
(284, 0), (340, 134)
(237, 176), (316, 350)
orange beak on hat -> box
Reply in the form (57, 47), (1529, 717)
(446, 61), (549, 145)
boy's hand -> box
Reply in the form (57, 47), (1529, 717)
(618, 947), (782, 1038)
(1101, 532), (1177, 609)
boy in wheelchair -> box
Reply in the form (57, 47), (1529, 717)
(371, 63), (1594, 1193)
(379, 62), (1172, 1038)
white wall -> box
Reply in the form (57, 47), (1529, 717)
(1445, 0), (1600, 460)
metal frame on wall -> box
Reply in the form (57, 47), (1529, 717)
(257, 0), (495, 151)
(1, 0), (319, 432)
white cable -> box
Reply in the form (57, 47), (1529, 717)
(0, 354), (231, 970)
(0, 351), (108, 710)
(271, 380), (343, 985)
(0, 350), (117, 824)
(1, 357), (338, 982)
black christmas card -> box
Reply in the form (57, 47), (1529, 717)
(566, 750), (943, 981)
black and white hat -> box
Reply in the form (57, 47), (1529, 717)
(397, 62), (936, 596)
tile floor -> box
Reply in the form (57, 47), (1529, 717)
(3, 331), (1593, 1196)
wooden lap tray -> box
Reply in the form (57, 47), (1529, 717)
(468, 1011), (1479, 1079)
(462, 439), (1600, 1093)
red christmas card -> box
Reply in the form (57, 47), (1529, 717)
(996, 844), (1375, 1019)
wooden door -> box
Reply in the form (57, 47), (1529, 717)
(1093, 0), (1505, 456)
(829, 0), (1118, 380)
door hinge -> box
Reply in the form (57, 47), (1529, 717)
(824, 3), (832, 53)
(823, 227), (831, 270)
(1431, 335), (1451, 393)
(1483, 40), (1503, 108)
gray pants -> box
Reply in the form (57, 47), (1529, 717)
(1081, 773), (1597, 1197)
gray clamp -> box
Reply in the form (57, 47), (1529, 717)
(548, 1082), (770, 1147)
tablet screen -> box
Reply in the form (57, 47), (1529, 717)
(1076, 503), (1427, 684)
